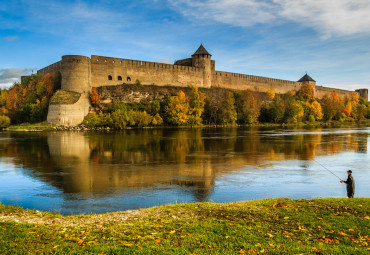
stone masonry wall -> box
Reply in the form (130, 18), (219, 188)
(90, 55), (205, 88)
(37, 61), (62, 76)
(47, 95), (90, 126)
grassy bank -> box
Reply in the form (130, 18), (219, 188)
(6, 122), (57, 131)
(5, 119), (370, 132)
(1, 198), (369, 254)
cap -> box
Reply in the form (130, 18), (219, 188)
(347, 170), (352, 173)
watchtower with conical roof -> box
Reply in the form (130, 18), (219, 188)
(298, 73), (316, 87)
(192, 44), (212, 88)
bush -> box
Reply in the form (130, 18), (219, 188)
(128, 110), (152, 127)
(82, 113), (99, 128)
(151, 113), (163, 126)
(0, 115), (10, 129)
(112, 109), (129, 129)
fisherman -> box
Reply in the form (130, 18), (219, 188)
(340, 170), (355, 198)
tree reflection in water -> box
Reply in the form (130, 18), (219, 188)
(0, 126), (368, 213)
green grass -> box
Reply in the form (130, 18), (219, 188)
(6, 121), (57, 131)
(0, 198), (369, 254)
(49, 90), (81, 105)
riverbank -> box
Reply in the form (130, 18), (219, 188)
(1, 198), (369, 254)
(5, 119), (370, 132)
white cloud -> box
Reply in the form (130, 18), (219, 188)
(169, 0), (277, 27)
(169, 0), (370, 37)
(277, 0), (370, 38)
(0, 68), (32, 88)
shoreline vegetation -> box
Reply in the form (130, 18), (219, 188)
(4, 119), (370, 132)
(1, 198), (369, 254)
(0, 74), (369, 131)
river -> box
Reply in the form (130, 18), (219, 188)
(0, 125), (369, 215)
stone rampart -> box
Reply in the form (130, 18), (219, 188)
(212, 71), (302, 94)
(37, 46), (368, 126)
(90, 55), (205, 88)
(47, 94), (90, 126)
(37, 61), (62, 76)
(315, 86), (356, 100)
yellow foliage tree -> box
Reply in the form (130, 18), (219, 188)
(188, 86), (206, 125)
(298, 82), (315, 101)
(305, 101), (323, 121)
(165, 91), (191, 125)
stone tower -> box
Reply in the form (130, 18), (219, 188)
(298, 73), (316, 87)
(192, 44), (212, 88)
(61, 55), (91, 94)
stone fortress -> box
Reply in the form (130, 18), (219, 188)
(37, 44), (368, 126)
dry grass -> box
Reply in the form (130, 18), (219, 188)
(49, 90), (81, 104)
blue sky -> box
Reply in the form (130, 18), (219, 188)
(0, 0), (369, 91)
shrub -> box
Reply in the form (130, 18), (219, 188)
(112, 109), (129, 129)
(218, 91), (237, 125)
(90, 88), (100, 106)
(82, 113), (99, 128)
(0, 115), (10, 129)
(128, 110), (152, 127)
(152, 113), (163, 126)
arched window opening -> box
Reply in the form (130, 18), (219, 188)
(108, 75), (112, 80)
(127, 76), (131, 82)
(118, 76), (122, 81)
(113, 60), (115, 63)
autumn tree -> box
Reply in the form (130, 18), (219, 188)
(284, 99), (304, 123)
(218, 91), (237, 124)
(90, 88), (100, 106)
(188, 86), (206, 125)
(298, 82), (315, 102)
(321, 91), (344, 121)
(164, 91), (191, 125)
(304, 101), (323, 122)
(0, 90), (8, 107)
(240, 90), (260, 124)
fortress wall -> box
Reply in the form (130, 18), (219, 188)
(212, 71), (302, 93)
(90, 55), (205, 88)
(37, 61), (62, 76)
(47, 94), (90, 126)
(315, 86), (353, 100)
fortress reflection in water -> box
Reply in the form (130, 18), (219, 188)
(0, 127), (368, 203)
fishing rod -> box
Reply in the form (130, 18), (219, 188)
(313, 159), (342, 180)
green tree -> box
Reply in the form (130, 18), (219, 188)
(188, 86), (206, 125)
(284, 99), (304, 123)
(112, 109), (129, 129)
(352, 103), (367, 121)
(219, 92), (237, 124)
(260, 95), (285, 123)
(128, 111), (152, 127)
(0, 115), (10, 129)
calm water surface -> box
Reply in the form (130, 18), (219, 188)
(0, 125), (369, 215)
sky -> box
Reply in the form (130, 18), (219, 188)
(0, 0), (369, 91)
